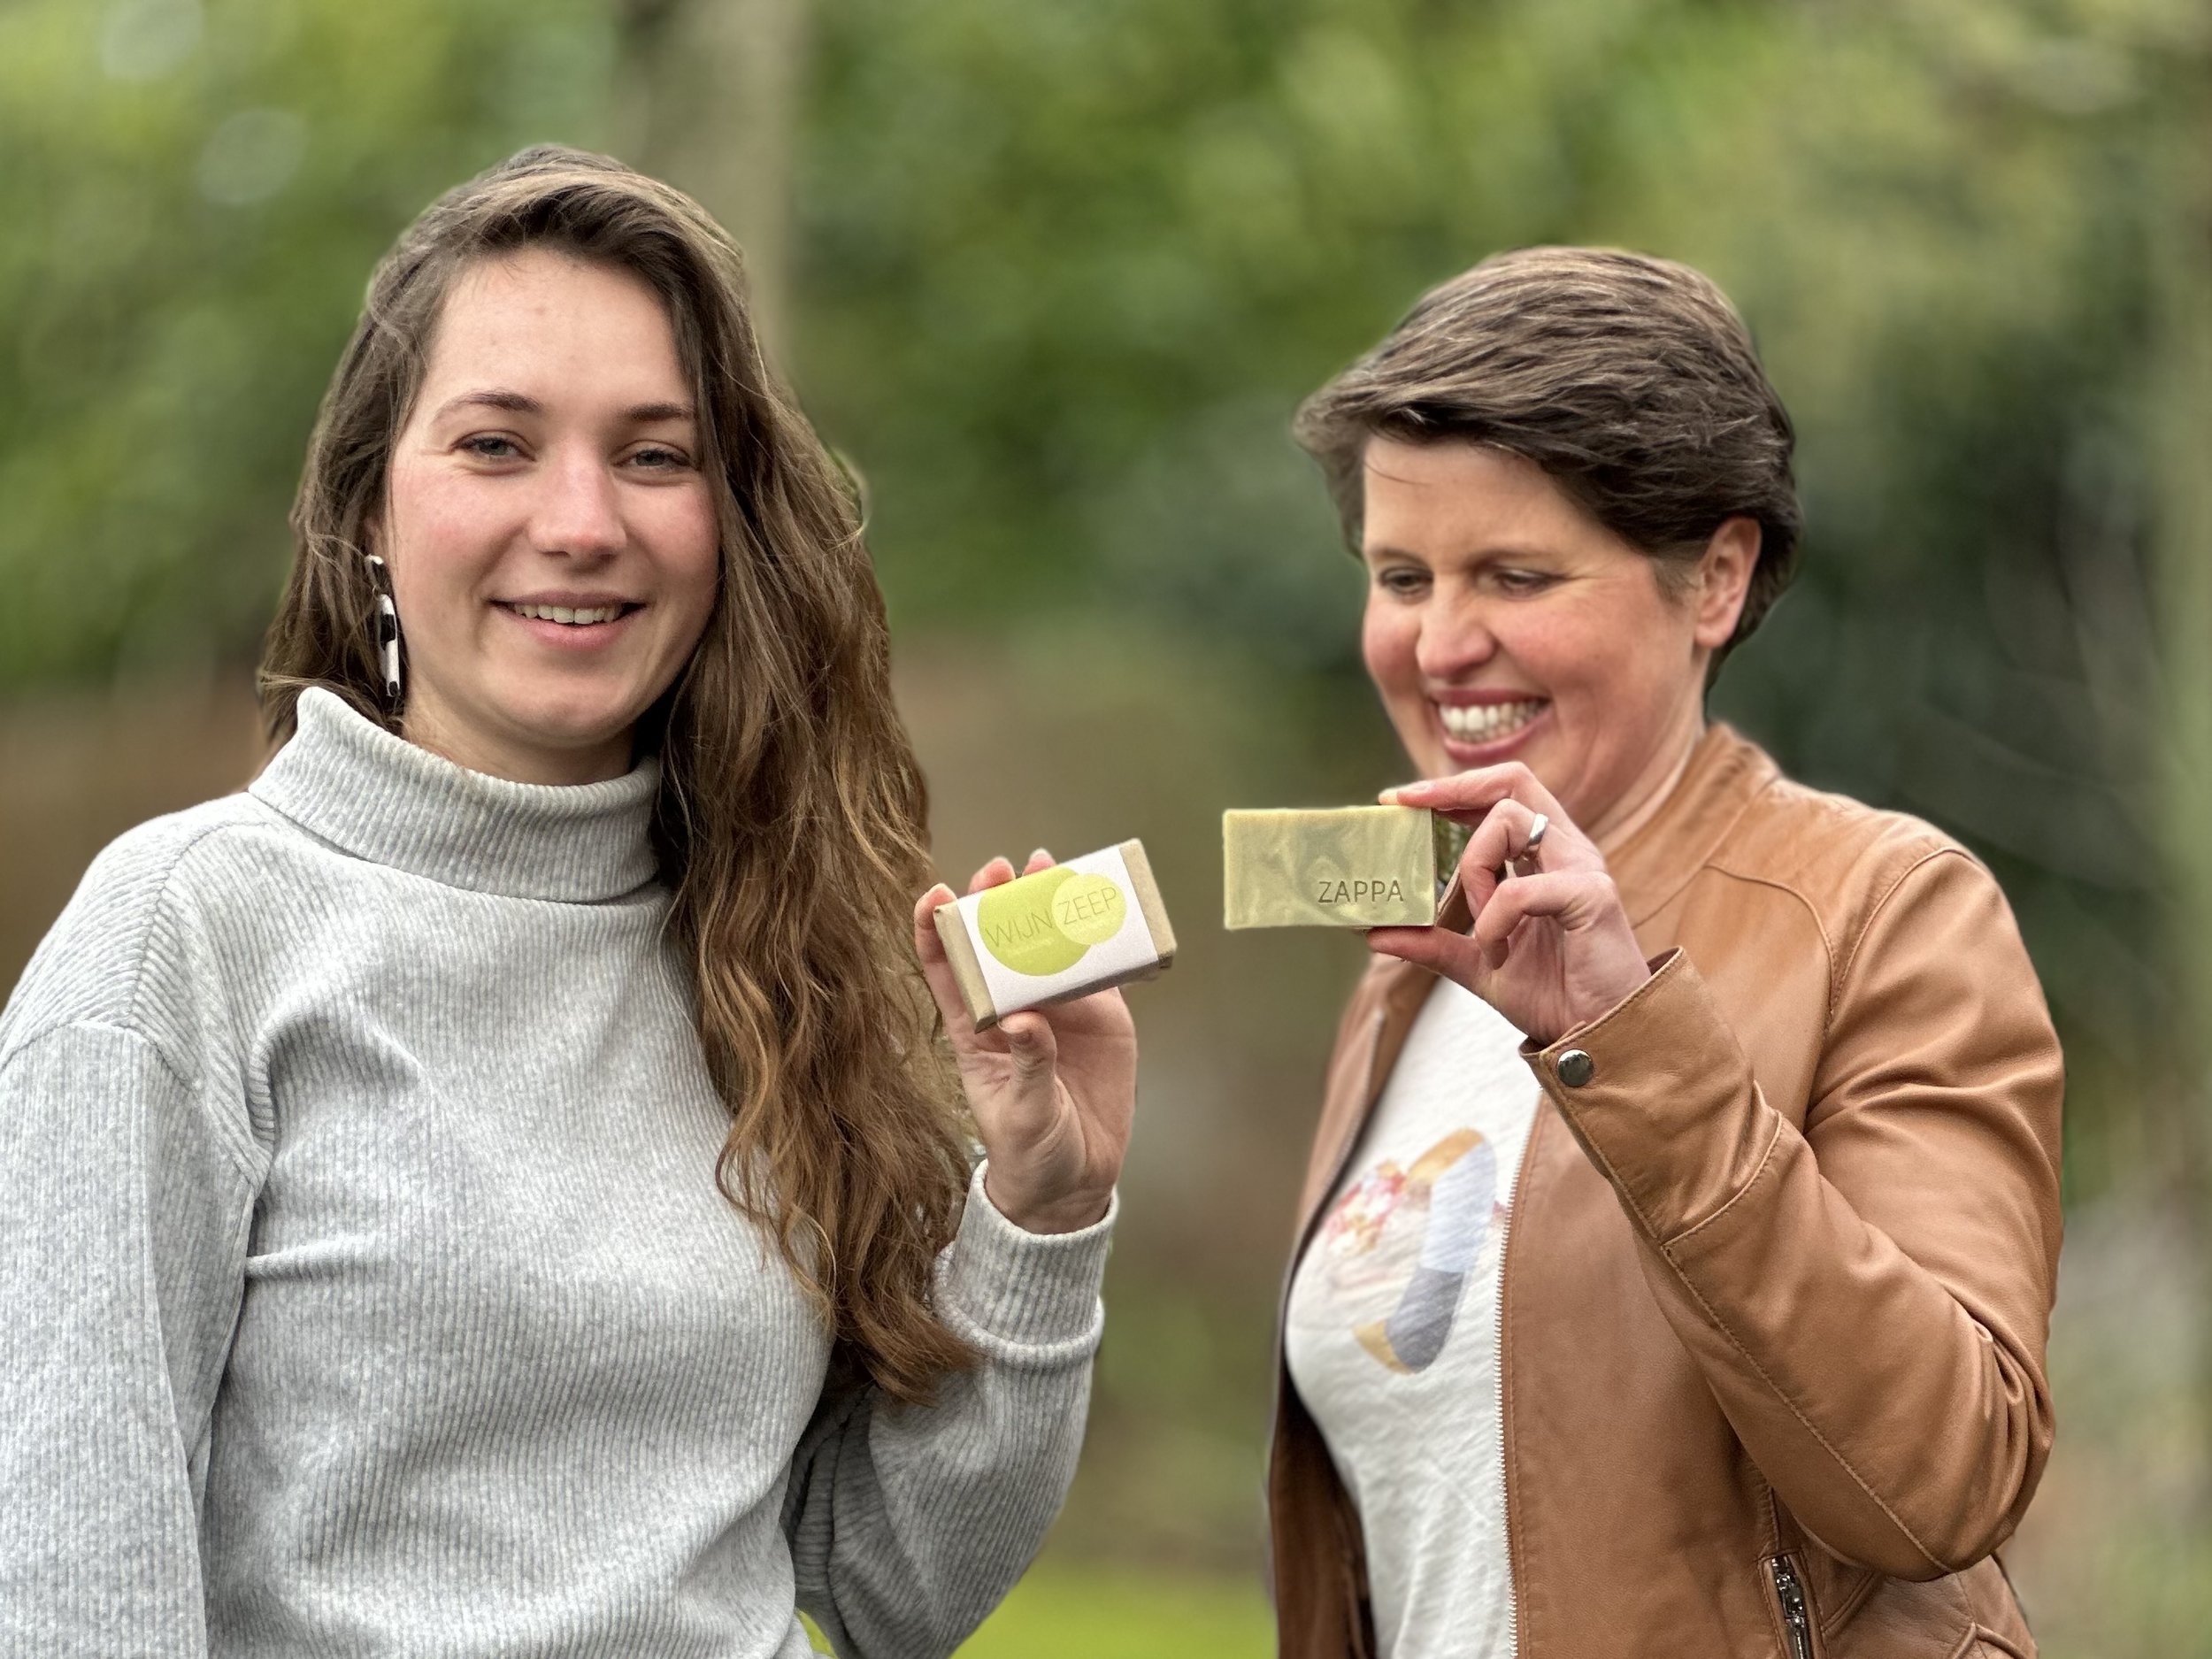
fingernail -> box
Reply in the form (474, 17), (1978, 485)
(1031, 847), (1052, 863)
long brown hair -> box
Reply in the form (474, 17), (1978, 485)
(260, 145), (975, 1402)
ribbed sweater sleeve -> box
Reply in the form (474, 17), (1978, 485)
(784, 1163), (1110, 1659)
(0, 1018), (259, 1658)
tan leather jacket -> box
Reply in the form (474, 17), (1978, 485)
(1267, 726), (2064, 1659)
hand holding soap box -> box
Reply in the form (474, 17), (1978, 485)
(933, 841), (1177, 1029)
(1222, 807), (1468, 928)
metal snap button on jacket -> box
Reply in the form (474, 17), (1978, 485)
(1556, 1049), (1595, 1087)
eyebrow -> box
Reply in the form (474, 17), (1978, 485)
(433, 388), (697, 424)
(1362, 542), (1548, 566)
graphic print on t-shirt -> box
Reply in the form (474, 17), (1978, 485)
(1311, 1127), (1502, 1373)
(1284, 980), (1534, 1657)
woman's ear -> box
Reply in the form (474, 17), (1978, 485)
(1692, 517), (1760, 651)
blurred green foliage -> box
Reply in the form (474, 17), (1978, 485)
(0, 0), (615, 686)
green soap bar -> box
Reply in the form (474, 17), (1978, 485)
(1222, 806), (1442, 928)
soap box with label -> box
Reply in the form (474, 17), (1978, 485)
(933, 840), (1178, 1030)
(1222, 806), (1464, 928)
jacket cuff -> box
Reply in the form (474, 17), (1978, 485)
(934, 1161), (1114, 1366)
(1520, 949), (1778, 1243)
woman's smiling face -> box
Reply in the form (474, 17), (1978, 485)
(377, 248), (720, 786)
(1358, 437), (1754, 844)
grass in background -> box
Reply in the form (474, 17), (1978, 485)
(957, 1565), (1271, 1658)
(801, 1564), (1271, 1657)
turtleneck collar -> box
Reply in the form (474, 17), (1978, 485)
(250, 687), (661, 902)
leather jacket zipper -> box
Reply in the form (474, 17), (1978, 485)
(1771, 1555), (1815, 1659)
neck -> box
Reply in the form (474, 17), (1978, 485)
(1586, 697), (1707, 856)
(255, 688), (661, 902)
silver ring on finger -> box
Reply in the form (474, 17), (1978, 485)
(1509, 812), (1549, 876)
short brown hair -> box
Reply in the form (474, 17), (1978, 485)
(1294, 247), (1801, 667)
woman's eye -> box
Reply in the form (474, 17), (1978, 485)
(1493, 568), (1555, 595)
(626, 446), (691, 472)
(459, 434), (520, 460)
(1376, 568), (1430, 597)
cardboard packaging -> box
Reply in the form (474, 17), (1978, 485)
(933, 840), (1177, 1030)
(1223, 806), (1463, 928)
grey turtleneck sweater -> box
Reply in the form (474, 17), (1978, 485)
(0, 687), (1113, 1659)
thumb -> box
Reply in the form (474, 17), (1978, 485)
(997, 1012), (1058, 1085)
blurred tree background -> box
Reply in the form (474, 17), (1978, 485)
(4, 0), (2209, 1652)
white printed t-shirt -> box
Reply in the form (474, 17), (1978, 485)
(1283, 978), (1538, 1659)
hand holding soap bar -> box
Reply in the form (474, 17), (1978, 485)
(933, 841), (1177, 1029)
(1223, 807), (1450, 928)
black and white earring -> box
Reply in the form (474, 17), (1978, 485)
(365, 555), (403, 709)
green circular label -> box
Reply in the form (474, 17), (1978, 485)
(977, 866), (1086, 976)
(1051, 872), (1125, 947)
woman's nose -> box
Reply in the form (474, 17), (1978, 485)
(1416, 595), (1499, 681)
(531, 447), (625, 559)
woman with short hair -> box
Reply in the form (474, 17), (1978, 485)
(0, 147), (1134, 1658)
(1270, 248), (2061, 1658)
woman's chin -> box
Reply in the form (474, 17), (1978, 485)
(493, 677), (658, 741)
(482, 707), (613, 749)
(423, 685), (651, 783)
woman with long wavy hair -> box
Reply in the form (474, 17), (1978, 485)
(0, 147), (1134, 1659)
